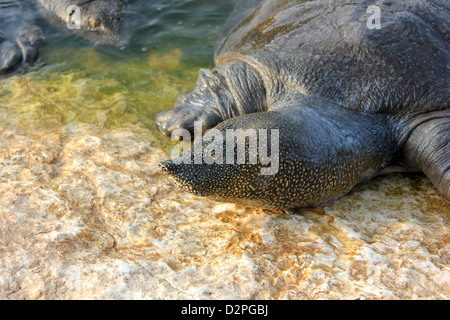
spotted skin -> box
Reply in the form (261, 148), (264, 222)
(161, 100), (396, 209)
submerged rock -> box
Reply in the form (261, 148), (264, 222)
(0, 123), (448, 299)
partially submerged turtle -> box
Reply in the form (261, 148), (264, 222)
(156, 0), (449, 210)
(0, 0), (125, 75)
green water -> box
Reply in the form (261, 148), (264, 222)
(0, 0), (236, 148)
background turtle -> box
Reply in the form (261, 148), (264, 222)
(156, 0), (449, 210)
(0, 0), (125, 75)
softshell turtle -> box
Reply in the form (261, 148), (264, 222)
(156, 0), (449, 210)
(0, 0), (125, 75)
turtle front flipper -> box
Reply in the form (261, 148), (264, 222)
(155, 61), (266, 138)
(0, 1), (44, 76)
(401, 110), (450, 199)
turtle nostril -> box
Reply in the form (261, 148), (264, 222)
(158, 161), (171, 175)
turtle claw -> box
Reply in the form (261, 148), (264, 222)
(0, 40), (21, 74)
(155, 109), (195, 137)
(155, 103), (221, 138)
(0, 26), (43, 76)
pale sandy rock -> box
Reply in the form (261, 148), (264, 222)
(0, 123), (449, 300)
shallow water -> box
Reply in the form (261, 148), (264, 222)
(0, 0), (235, 149)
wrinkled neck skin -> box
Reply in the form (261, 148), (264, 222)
(185, 61), (267, 124)
(212, 61), (268, 119)
(156, 60), (267, 136)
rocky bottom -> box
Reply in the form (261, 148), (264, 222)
(0, 123), (449, 299)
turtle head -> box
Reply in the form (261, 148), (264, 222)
(158, 104), (396, 210)
(159, 112), (286, 209)
(159, 160), (257, 198)
(63, 0), (126, 47)
(159, 153), (280, 209)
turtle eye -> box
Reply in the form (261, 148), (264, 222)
(89, 19), (100, 28)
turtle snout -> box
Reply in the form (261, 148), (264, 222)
(159, 160), (181, 176)
(159, 160), (204, 195)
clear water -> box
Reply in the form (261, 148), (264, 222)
(0, 0), (236, 148)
